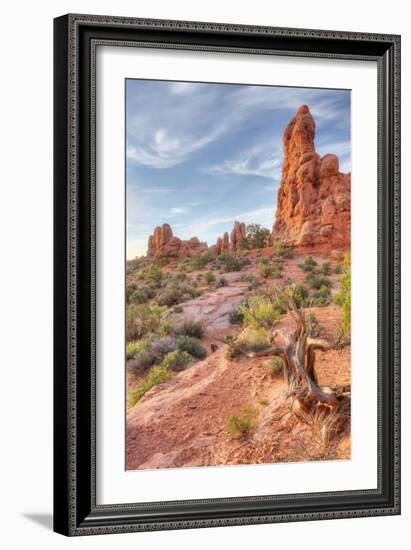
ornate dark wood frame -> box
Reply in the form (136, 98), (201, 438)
(53, 13), (401, 536)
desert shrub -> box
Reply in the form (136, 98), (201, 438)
(160, 349), (191, 371)
(236, 235), (249, 252)
(218, 253), (242, 272)
(190, 253), (211, 270)
(311, 285), (331, 306)
(126, 304), (167, 341)
(204, 270), (215, 284)
(128, 335), (178, 373)
(258, 256), (269, 265)
(156, 280), (201, 307)
(177, 262), (187, 273)
(140, 264), (163, 283)
(127, 350), (159, 373)
(154, 256), (169, 267)
(334, 253), (351, 335)
(246, 224), (270, 249)
(192, 288), (203, 298)
(173, 318), (204, 339)
(174, 272), (187, 282)
(173, 305), (183, 313)
(225, 330), (271, 360)
(259, 264), (274, 279)
(149, 335), (177, 357)
(305, 271), (332, 290)
(241, 330), (271, 352)
(130, 286), (156, 305)
(268, 357), (284, 378)
(229, 307), (244, 325)
(333, 262), (343, 274)
(240, 296), (281, 331)
(241, 274), (261, 290)
(126, 257), (149, 275)
(298, 256), (318, 272)
(272, 238), (294, 259)
(126, 284), (137, 303)
(227, 408), (258, 436)
(126, 339), (149, 360)
(320, 261), (331, 275)
(176, 336), (207, 359)
(216, 276), (228, 287)
(127, 366), (172, 408)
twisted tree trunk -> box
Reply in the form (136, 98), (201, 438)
(223, 296), (350, 444)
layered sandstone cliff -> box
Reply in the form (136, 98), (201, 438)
(272, 105), (350, 251)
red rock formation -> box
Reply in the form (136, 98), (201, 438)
(272, 105), (350, 251)
(230, 221), (246, 252)
(214, 222), (247, 255)
(147, 223), (208, 258)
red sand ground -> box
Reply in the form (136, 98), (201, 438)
(126, 254), (350, 470)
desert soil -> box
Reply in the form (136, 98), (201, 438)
(126, 253), (351, 470)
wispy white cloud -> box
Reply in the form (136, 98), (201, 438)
(170, 207), (189, 214)
(127, 124), (226, 169)
(208, 143), (281, 179)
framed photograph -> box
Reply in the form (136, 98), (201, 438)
(53, 14), (401, 536)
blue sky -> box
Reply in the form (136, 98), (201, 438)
(126, 79), (351, 258)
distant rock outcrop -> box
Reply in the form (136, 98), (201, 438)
(230, 221), (246, 252)
(214, 221), (247, 255)
(147, 223), (208, 258)
(272, 105), (350, 251)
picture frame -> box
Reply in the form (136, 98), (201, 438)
(53, 13), (401, 536)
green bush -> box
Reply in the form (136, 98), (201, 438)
(311, 284), (331, 306)
(246, 224), (270, 249)
(216, 276), (228, 287)
(156, 281), (200, 307)
(126, 339), (149, 360)
(126, 284), (137, 303)
(154, 256), (169, 267)
(268, 357), (284, 378)
(173, 318), (204, 339)
(241, 274), (261, 290)
(218, 253), (242, 272)
(320, 261), (331, 275)
(298, 256), (318, 272)
(204, 271), (215, 284)
(259, 264), (274, 279)
(160, 350), (191, 371)
(129, 286), (156, 304)
(126, 304), (167, 341)
(190, 253), (211, 270)
(127, 366), (172, 408)
(240, 296), (281, 331)
(140, 264), (163, 282)
(229, 307), (244, 325)
(333, 253), (351, 335)
(227, 408), (258, 436)
(305, 271), (332, 290)
(127, 335), (178, 373)
(225, 330), (271, 360)
(272, 238), (294, 259)
(176, 336), (207, 359)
